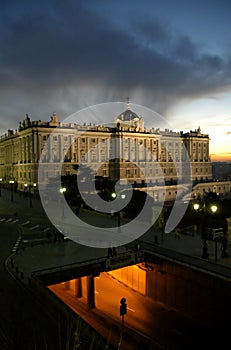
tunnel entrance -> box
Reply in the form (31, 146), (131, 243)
(48, 263), (149, 310)
(47, 258), (231, 349)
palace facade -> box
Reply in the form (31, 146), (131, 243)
(0, 103), (212, 198)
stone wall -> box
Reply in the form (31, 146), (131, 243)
(146, 260), (231, 332)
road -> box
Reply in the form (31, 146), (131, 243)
(0, 192), (110, 350)
(0, 222), (65, 349)
(50, 271), (228, 350)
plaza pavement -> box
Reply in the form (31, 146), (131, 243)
(0, 188), (230, 284)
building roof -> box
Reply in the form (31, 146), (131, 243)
(117, 108), (139, 121)
(117, 97), (140, 121)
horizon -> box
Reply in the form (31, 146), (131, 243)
(211, 154), (231, 163)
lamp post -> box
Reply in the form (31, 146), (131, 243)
(193, 201), (209, 258)
(211, 205), (218, 214)
(210, 204), (219, 260)
(0, 178), (2, 197)
(29, 185), (32, 207)
(33, 183), (37, 198)
(118, 297), (127, 350)
(111, 191), (126, 232)
(120, 297), (127, 328)
(193, 201), (219, 259)
(193, 203), (200, 211)
(24, 183), (32, 207)
(24, 183), (28, 195)
(59, 187), (67, 219)
(9, 180), (14, 202)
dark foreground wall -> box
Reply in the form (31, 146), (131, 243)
(145, 256), (231, 332)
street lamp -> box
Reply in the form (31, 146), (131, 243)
(111, 192), (116, 199)
(59, 187), (67, 194)
(211, 204), (218, 213)
(59, 187), (67, 218)
(120, 297), (127, 327)
(0, 178), (2, 197)
(111, 191), (126, 232)
(24, 183), (32, 206)
(118, 297), (127, 350)
(33, 183), (37, 199)
(9, 180), (15, 202)
(193, 200), (220, 259)
(193, 203), (200, 211)
(24, 183), (28, 194)
(29, 185), (32, 207)
(193, 201), (209, 258)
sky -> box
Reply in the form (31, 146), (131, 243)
(0, 0), (231, 161)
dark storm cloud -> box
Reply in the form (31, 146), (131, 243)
(0, 0), (230, 126)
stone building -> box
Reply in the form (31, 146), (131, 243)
(0, 103), (212, 197)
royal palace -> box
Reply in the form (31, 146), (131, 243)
(0, 102), (216, 201)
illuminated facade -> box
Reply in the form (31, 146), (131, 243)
(0, 104), (212, 193)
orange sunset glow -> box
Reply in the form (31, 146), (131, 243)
(210, 154), (231, 162)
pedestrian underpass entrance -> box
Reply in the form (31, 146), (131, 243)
(48, 263), (149, 310)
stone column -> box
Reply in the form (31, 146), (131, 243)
(75, 278), (82, 298)
(86, 275), (95, 309)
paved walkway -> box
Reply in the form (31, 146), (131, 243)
(1, 188), (230, 282)
(142, 227), (231, 267)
